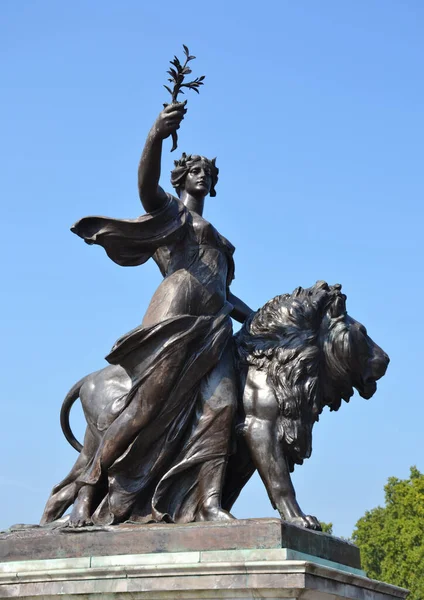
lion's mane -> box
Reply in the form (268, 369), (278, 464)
(236, 281), (358, 472)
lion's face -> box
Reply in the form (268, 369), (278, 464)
(345, 316), (389, 399)
(236, 281), (390, 468)
(322, 310), (389, 404)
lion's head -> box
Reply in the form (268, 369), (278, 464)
(236, 281), (389, 471)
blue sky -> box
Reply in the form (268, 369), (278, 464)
(1, 1), (423, 537)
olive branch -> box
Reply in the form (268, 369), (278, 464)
(163, 45), (205, 152)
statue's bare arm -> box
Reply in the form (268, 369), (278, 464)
(228, 291), (254, 323)
(138, 103), (187, 213)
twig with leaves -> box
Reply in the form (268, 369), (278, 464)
(163, 45), (205, 152)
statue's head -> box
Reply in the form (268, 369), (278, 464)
(171, 153), (219, 198)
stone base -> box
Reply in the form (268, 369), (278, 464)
(0, 519), (408, 599)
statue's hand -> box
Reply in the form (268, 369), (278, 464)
(153, 102), (187, 141)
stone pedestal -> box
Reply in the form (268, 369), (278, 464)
(0, 519), (408, 599)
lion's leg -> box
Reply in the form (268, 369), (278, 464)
(244, 415), (304, 520)
(40, 428), (98, 525)
(243, 369), (321, 530)
(40, 482), (78, 525)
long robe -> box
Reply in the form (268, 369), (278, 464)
(71, 196), (237, 524)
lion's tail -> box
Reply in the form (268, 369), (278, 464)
(60, 376), (87, 452)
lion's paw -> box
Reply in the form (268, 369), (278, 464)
(305, 515), (322, 531)
(284, 515), (322, 531)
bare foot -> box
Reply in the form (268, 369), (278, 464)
(68, 501), (93, 528)
(68, 485), (95, 528)
(196, 505), (235, 522)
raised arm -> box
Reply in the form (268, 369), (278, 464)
(138, 103), (187, 213)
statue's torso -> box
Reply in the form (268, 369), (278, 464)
(142, 208), (234, 327)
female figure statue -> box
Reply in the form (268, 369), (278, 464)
(41, 103), (253, 526)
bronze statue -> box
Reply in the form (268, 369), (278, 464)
(222, 282), (389, 528)
(40, 48), (389, 531)
(41, 99), (253, 528)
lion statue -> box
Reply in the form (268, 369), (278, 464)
(41, 281), (389, 530)
(221, 280), (389, 529)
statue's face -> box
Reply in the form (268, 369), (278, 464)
(184, 162), (212, 198)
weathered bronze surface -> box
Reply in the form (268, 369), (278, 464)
(39, 49), (389, 533)
(1, 519), (361, 569)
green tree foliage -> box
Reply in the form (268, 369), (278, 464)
(352, 466), (424, 600)
(320, 521), (333, 535)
